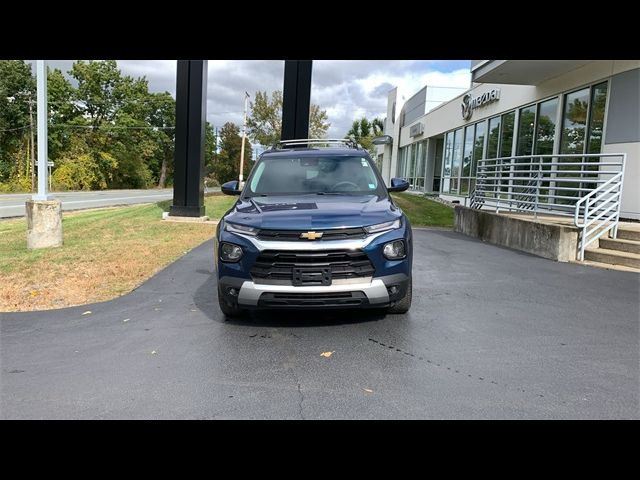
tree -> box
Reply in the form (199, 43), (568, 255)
(64, 60), (163, 189)
(203, 121), (216, 181)
(0, 60), (35, 186)
(247, 90), (330, 146)
(211, 122), (252, 184)
(345, 116), (384, 155)
(48, 68), (78, 162)
(144, 92), (176, 188)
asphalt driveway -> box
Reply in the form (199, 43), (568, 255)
(1, 229), (638, 419)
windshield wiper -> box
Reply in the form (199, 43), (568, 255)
(244, 194), (269, 199)
(313, 192), (353, 195)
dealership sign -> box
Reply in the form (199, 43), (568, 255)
(409, 122), (424, 137)
(461, 88), (500, 120)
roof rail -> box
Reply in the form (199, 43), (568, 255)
(273, 138), (361, 150)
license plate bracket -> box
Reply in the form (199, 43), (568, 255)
(292, 267), (332, 286)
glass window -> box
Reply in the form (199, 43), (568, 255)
(472, 121), (486, 176)
(462, 125), (474, 177)
(517, 106), (536, 156)
(408, 143), (416, 178)
(397, 147), (406, 177)
(487, 116), (501, 158)
(535, 97), (558, 155)
(560, 87), (590, 155)
(460, 179), (470, 195)
(452, 128), (463, 178)
(415, 141), (426, 186)
(500, 111), (515, 157)
(450, 178), (459, 194)
(587, 82), (607, 154)
(442, 177), (450, 194)
(443, 131), (454, 177)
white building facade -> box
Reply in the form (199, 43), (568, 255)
(377, 60), (640, 219)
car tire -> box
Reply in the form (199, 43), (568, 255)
(218, 285), (244, 318)
(388, 277), (412, 314)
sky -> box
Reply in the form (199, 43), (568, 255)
(34, 60), (472, 141)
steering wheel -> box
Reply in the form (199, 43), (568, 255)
(330, 181), (360, 192)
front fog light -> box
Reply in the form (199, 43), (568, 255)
(220, 243), (243, 262)
(383, 240), (406, 260)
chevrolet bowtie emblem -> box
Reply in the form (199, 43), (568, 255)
(300, 231), (323, 240)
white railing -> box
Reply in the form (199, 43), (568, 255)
(470, 153), (626, 261)
(574, 167), (626, 261)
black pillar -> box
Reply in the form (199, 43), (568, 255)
(170, 60), (207, 217)
(281, 60), (313, 142)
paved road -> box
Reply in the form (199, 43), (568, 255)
(0, 188), (219, 218)
(1, 229), (638, 419)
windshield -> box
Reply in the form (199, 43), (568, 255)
(245, 155), (385, 196)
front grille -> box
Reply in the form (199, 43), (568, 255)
(256, 227), (366, 241)
(250, 249), (375, 283)
(258, 291), (368, 308)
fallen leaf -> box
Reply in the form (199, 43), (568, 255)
(151, 350), (157, 355)
(82, 311), (91, 316)
(320, 351), (334, 358)
(123, 318), (130, 322)
(363, 388), (374, 393)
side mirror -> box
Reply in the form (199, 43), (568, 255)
(387, 177), (410, 192)
(221, 180), (242, 196)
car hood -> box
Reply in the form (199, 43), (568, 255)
(224, 194), (400, 230)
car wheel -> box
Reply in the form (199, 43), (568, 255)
(388, 277), (412, 314)
(218, 285), (244, 318)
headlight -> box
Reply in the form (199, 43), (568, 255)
(364, 219), (401, 234)
(225, 221), (258, 236)
(219, 242), (243, 262)
(383, 240), (406, 260)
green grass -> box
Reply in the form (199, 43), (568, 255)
(157, 193), (236, 219)
(391, 192), (454, 228)
(0, 194), (237, 311)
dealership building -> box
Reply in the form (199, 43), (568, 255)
(375, 60), (640, 219)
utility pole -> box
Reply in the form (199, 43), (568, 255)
(28, 96), (35, 192)
(239, 91), (250, 187)
(26, 60), (62, 250)
(34, 60), (49, 201)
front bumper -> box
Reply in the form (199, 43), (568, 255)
(219, 273), (409, 309)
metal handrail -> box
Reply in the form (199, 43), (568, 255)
(574, 165), (626, 260)
(470, 153), (626, 261)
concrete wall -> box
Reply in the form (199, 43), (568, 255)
(454, 206), (579, 262)
(602, 141), (640, 220)
(605, 68), (640, 144)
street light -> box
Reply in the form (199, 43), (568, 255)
(238, 91), (250, 188)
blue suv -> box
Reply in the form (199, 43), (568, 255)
(214, 139), (412, 317)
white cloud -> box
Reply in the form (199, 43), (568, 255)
(30, 59), (471, 142)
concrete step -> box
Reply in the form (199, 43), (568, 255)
(575, 259), (640, 273)
(584, 248), (640, 269)
(617, 228), (640, 242)
(599, 237), (640, 254)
